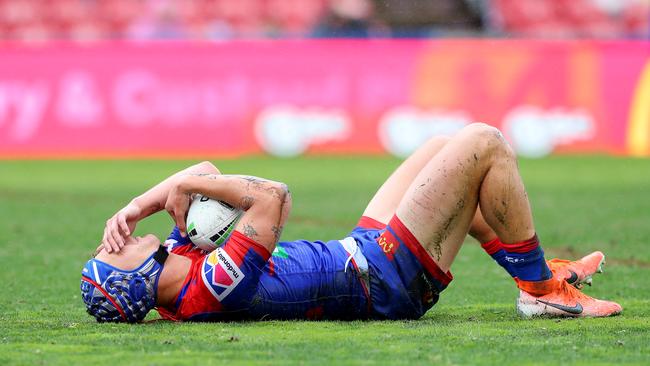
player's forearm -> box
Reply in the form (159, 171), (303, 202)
(176, 174), (288, 211)
(176, 174), (291, 248)
(169, 174), (291, 250)
(131, 161), (221, 220)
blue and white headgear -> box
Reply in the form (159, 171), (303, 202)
(80, 245), (168, 323)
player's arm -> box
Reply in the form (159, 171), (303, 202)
(166, 174), (292, 253)
(102, 161), (221, 253)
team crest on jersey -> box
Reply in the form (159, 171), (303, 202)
(201, 247), (244, 301)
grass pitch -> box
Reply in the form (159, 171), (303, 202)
(1, 156), (649, 365)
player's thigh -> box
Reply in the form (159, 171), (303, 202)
(396, 124), (500, 270)
(362, 136), (451, 224)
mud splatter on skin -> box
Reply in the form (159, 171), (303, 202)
(430, 213), (454, 260)
(427, 193), (467, 261)
(428, 199), (466, 261)
(492, 208), (506, 227)
(425, 158), (474, 261)
(491, 194), (508, 228)
(430, 237), (443, 261)
(238, 195), (255, 210)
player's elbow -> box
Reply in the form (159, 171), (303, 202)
(271, 182), (291, 204)
(257, 182), (291, 208)
(197, 161), (221, 175)
(267, 182), (292, 225)
(278, 183), (291, 207)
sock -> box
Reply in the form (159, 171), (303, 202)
(500, 234), (552, 282)
(481, 238), (517, 278)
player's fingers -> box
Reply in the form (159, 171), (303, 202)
(165, 207), (179, 232)
(117, 214), (130, 236)
(107, 230), (122, 252)
(108, 218), (125, 251)
(104, 221), (120, 253)
(110, 219), (125, 248)
(103, 220), (118, 252)
(102, 227), (112, 253)
(173, 210), (188, 237)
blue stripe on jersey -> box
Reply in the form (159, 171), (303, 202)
(249, 239), (369, 320)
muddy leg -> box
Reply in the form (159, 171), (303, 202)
(396, 123), (535, 272)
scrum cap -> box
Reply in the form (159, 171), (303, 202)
(80, 245), (168, 323)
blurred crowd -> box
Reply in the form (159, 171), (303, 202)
(0, 0), (647, 41)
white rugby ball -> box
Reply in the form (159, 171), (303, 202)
(186, 194), (243, 251)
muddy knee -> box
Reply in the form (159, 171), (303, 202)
(460, 123), (513, 160)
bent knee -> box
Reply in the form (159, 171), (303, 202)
(462, 123), (502, 140)
(460, 123), (513, 157)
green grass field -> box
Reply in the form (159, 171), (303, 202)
(1, 156), (649, 365)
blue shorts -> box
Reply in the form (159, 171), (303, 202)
(351, 216), (453, 319)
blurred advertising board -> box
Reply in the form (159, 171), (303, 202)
(0, 40), (648, 158)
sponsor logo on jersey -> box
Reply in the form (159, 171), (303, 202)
(377, 235), (397, 260)
(201, 247), (244, 301)
(272, 244), (289, 259)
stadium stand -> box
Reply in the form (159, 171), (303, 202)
(491, 0), (649, 38)
(0, 0), (647, 40)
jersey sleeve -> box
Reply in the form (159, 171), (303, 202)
(164, 226), (206, 259)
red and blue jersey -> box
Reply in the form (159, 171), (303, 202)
(249, 237), (370, 320)
(157, 215), (453, 321)
(157, 227), (270, 321)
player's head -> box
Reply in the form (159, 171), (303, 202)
(80, 239), (168, 323)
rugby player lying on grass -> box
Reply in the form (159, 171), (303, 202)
(81, 123), (622, 322)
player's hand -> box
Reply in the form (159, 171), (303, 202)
(102, 202), (141, 253)
(165, 181), (191, 237)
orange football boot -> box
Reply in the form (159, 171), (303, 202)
(546, 251), (605, 288)
(516, 277), (622, 318)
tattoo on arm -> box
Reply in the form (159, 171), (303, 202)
(240, 175), (266, 183)
(191, 173), (219, 180)
(242, 223), (258, 239)
(271, 225), (283, 242)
